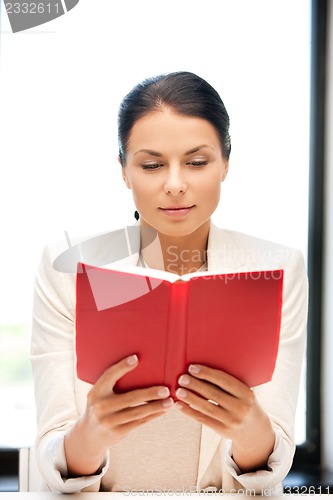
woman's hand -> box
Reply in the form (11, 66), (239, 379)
(175, 364), (275, 473)
(64, 354), (173, 477)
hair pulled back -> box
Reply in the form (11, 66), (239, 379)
(118, 71), (231, 166)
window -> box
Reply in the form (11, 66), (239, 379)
(0, 0), (312, 465)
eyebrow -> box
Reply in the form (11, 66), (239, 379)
(133, 145), (215, 157)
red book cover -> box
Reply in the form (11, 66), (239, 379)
(75, 264), (283, 398)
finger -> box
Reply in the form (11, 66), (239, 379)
(102, 397), (174, 427)
(114, 410), (169, 437)
(188, 364), (250, 398)
(92, 354), (139, 397)
(176, 387), (230, 422)
(174, 401), (228, 435)
(96, 386), (172, 414)
(178, 374), (237, 411)
(176, 385), (254, 430)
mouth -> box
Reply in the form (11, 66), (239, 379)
(159, 205), (195, 217)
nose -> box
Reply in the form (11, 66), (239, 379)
(164, 165), (187, 195)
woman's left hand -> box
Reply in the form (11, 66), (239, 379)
(175, 364), (275, 473)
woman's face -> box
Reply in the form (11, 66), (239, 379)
(121, 108), (229, 237)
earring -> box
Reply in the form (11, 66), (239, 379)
(134, 210), (140, 221)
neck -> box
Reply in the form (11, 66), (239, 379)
(140, 220), (210, 275)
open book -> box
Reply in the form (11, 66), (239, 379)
(75, 263), (283, 398)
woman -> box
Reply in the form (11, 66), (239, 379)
(31, 71), (308, 493)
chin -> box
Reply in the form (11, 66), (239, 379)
(159, 223), (205, 238)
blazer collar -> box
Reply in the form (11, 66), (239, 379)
(52, 220), (247, 274)
(115, 220), (248, 272)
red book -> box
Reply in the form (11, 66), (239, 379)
(76, 264), (283, 398)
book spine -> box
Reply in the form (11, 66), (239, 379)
(164, 282), (189, 399)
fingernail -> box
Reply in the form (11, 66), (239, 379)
(178, 374), (190, 386)
(176, 388), (188, 398)
(174, 401), (184, 410)
(189, 364), (200, 374)
(127, 354), (138, 366)
(162, 397), (174, 408)
(157, 387), (170, 398)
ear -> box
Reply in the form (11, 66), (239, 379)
(221, 160), (229, 183)
(119, 155), (132, 189)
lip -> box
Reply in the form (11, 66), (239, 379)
(159, 205), (195, 217)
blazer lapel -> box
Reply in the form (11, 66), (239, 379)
(53, 223), (142, 273)
(207, 222), (247, 272)
(197, 425), (222, 486)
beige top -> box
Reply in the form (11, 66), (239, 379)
(106, 406), (202, 492)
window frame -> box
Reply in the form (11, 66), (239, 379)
(292, 0), (327, 468)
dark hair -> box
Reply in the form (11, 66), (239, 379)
(118, 71), (231, 166)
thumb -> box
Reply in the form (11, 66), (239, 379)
(93, 354), (139, 394)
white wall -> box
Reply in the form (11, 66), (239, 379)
(0, 0), (310, 324)
(0, 0), (310, 447)
(322, 0), (333, 471)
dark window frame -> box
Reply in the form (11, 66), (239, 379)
(292, 0), (327, 468)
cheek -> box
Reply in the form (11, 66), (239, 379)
(131, 178), (152, 196)
(197, 175), (221, 198)
(196, 178), (222, 212)
(130, 177), (155, 207)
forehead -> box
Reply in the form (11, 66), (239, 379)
(127, 109), (221, 154)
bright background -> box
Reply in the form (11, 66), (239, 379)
(0, 0), (310, 446)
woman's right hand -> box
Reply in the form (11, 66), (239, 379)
(64, 354), (173, 477)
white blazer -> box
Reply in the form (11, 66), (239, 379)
(31, 222), (308, 493)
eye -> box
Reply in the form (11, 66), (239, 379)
(141, 163), (164, 170)
(186, 160), (208, 167)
